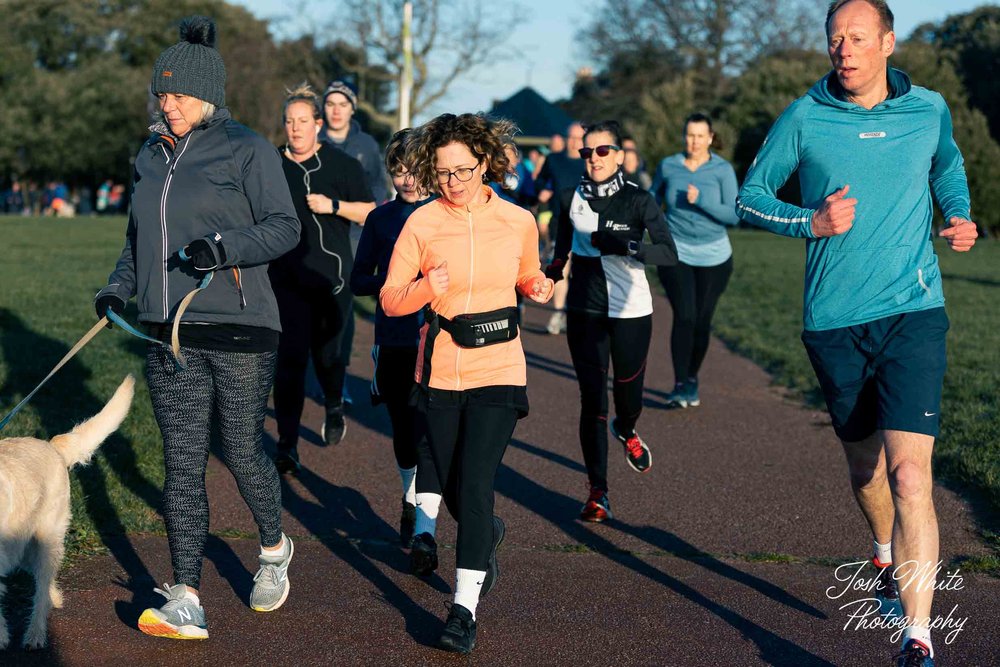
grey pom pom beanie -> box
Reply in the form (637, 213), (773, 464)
(151, 16), (226, 107)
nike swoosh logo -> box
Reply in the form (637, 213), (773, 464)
(476, 580), (484, 586)
(924, 412), (936, 417)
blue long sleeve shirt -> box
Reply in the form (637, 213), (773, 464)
(736, 68), (971, 331)
(651, 152), (739, 266)
(350, 195), (435, 346)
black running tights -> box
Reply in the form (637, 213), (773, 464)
(657, 258), (733, 384)
(567, 312), (652, 492)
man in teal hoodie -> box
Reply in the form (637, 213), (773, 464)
(736, 2), (978, 665)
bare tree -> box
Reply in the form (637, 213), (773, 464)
(314, 0), (518, 128)
(584, 0), (824, 103)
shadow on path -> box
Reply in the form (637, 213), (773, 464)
(495, 462), (832, 667)
(279, 467), (445, 647)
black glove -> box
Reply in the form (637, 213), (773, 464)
(180, 233), (226, 271)
(590, 231), (630, 256)
(95, 294), (126, 329)
(544, 257), (567, 282)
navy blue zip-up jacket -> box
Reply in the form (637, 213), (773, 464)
(97, 110), (300, 330)
(350, 195), (434, 346)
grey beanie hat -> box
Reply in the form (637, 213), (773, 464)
(151, 16), (226, 107)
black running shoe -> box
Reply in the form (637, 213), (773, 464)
(437, 603), (476, 654)
(895, 640), (935, 667)
(273, 446), (300, 475)
(480, 516), (506, 598)
(321, 406), (347, 446)
(873, 559), (902, 617)
(400, 498), (416, 547)
(610, 419), (652, 473)
(410, 533), (438, 577)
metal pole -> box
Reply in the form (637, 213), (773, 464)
(399, 0), (413, 129)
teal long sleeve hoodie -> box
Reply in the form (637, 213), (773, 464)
(736, 68), (971, 331)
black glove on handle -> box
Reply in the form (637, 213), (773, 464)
(95, 294), (126, 329)
(180, 233), (226, 271)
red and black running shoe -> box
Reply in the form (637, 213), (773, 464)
(611, 419), (652, 473)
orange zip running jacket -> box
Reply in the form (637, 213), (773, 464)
(380, 186), (545, 391)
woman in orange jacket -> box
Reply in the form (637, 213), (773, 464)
(380, 113), (554, 654)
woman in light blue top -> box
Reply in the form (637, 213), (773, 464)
(650, 113), (739, 408)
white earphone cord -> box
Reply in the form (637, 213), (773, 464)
(287, 147), (345, 295)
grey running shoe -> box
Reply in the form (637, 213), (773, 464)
(546, 310), (567, 335)
(684, 378), (701, 407)
(137, 583), (208, 640)
(251, 535), (294, 612)
(664, 382), (689, 409)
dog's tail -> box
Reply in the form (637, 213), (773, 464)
(50, 375), (135, 468)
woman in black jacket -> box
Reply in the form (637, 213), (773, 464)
(269, 83), (375, 471)
(94, 17), (300, 640)
(547, 120), (677, 523)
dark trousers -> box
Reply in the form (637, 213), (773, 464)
(567, 312), (652, 492)
(273, 284), (352, 448)
(423, 393), (518, 570)
(657, 257), (733, 384)
(146, 346), (282, 589)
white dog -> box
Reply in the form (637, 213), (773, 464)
(0, 375), (134, 650)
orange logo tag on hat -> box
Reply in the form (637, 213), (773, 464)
(163, 71), (173, 77)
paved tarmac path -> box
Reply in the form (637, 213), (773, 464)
(7, 295), (997, 666)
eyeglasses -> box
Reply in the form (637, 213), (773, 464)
(435, 166), (478, 184)
(579, 145), (620, 160)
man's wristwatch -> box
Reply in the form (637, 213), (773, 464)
(627, 240), (640, 257)
(331, 198), (341, 214)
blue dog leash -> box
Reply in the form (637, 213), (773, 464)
(0, 271), (214, 432)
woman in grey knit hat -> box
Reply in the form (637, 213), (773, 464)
(94, 15), (301, 640)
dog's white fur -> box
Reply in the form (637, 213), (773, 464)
(0, 376), (134, 650)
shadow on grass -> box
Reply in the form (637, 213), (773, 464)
(0, 308), (161, 635)
(495, 462), (833, 667)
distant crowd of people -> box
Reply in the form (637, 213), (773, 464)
(0, 178), (127, 217)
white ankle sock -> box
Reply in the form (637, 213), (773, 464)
(454, 568), (486, 619)
(261, 534), (288, 561)
(873, 539), (892, 566)
(902, 626), (933, 658)
(414, 492), (441, 537)
(399, 466), (417, 505)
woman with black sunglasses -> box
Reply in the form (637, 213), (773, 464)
(546, 120), (677, 522)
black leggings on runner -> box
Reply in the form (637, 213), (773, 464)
(567, 312), (652, 492)
(272, 284), (352, 448)
(146, 346), (282, 590)
(422, 391), (519, 570)
(657, 257), (733, 384)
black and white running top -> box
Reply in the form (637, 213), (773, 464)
(554, 170), (677, 318)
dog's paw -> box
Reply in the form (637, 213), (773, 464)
(50, 586), (64, 609)
(22, 629), (48, 651)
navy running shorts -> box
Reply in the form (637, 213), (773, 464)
(800, 307), (949, 442)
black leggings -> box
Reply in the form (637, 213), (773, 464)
(657, 257), (733, 384)
(273, 284), (352, 448)
(422, 390), (519, 570)
(567, 312), (652, 492)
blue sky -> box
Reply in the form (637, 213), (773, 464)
(238, 0), (996, 120)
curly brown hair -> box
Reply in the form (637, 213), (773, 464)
(384, 128), (413, 175)
(405, 113), (517, 194)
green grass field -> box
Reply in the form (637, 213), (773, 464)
(1, 218), (998, 569)
(712, 229), (1000, 569)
